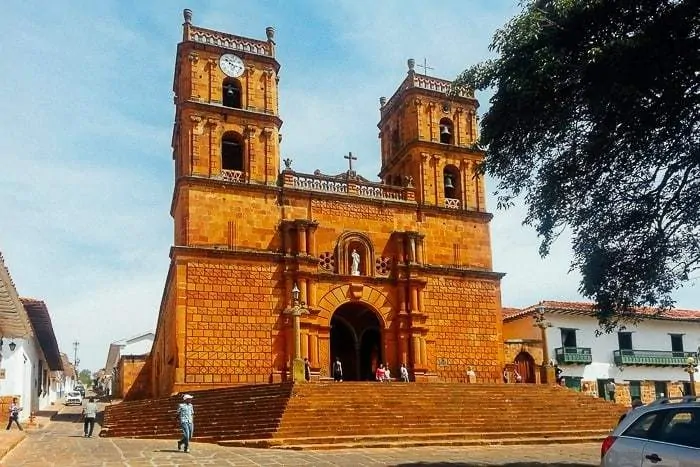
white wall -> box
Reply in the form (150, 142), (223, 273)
(544, 313), (700, 383)
(0, 338), (41, 420)
(122, 337), (153, 356)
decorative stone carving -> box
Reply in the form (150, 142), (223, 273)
(375, 257), (391, 276)
(319, 252), (335, 272)
(283, 158), (293, 170)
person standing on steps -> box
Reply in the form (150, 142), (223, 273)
(333, 357), (343, 382)
(400, 363), (409, 382)
(176, 394), (194, 453)
(82, 397), (98, 437)
(6, 398), (22, 431)
(304, 357), (311, 382)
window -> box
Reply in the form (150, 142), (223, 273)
(439, 117), (454, 144)
(670, 334), (684, 355)
(564, 376), (582, 392)
(623, 411), (662, 439)
(657, 409), (700, 448)
(629, 381), (642, 401)
(222, 78), (242, 108)
(221, 133), (244, 171)
(618, 332), (633, 350)
(560, 328), (577, 348)
(654, 381), (668, 399)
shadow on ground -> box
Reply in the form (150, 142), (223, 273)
(394, 463), (593, 467)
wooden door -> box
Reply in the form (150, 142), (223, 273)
(514, 352), (536, 383)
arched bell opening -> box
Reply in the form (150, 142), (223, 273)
(222, 78), (242, 108)
(443, 164), (461, 206)
(439, 117), (454, 145)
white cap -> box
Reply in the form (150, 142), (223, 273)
(182, 394), (193, 400)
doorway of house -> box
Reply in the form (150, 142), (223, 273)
(514, 352), (536, 383)
(330, 303), (382, 381)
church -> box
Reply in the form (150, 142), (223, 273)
(147, 9), (505, 397)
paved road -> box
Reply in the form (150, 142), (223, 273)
(2, 403), (602, 466)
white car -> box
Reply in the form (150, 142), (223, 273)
(65, 391), (82, 406)
(601, 396), (700, 466)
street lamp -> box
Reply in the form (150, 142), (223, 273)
(533, 305), (553, 383)
(285, 282), (308, 382)
(685, 356), (697, 396)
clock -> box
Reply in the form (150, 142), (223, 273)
(219, 54), (245, 78)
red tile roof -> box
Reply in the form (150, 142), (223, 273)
(503, 300), (700, 323)
(20, 298), (63, 371)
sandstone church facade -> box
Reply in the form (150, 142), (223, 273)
(148, 10), (505, 397)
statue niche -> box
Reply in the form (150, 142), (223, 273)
(336, 232), (374, 277)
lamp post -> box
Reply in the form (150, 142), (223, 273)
(533, 305), (554, 383)
(685, 356), (697, 397)
(285, 283), (308, 382)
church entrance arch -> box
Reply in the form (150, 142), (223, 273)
(330, 303), (382, 381)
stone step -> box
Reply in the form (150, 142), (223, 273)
(219, 432), (609, 450)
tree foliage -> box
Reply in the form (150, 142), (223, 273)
(454, 0), (700, 328)
(79, 369), (92, 386)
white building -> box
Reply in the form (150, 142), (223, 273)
(0, 253), (63, 419)
(503, 301), (700, 405)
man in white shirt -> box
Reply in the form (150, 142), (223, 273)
(82, 397), (98, 438)
(176, 394), (195, 453)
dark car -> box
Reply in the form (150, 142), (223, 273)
(74, 385), (86, 397)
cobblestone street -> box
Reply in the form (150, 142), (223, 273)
(0, 405), (602, 467)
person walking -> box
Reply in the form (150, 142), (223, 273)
(5, 398), (22, 431)
(82, 397), (98, 437)
(176, 394), (194, 453)
(333, 357), (343, 382)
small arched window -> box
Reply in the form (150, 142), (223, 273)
(222, 132), (244, 172)
(222, 78), (242, 108)
(443, 165), (461, 207)
(439, 117), (454, 145)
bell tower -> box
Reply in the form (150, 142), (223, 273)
(377, 59), (485, 212)
(171, 9), (282, 247)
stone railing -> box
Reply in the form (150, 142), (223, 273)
(219, 169), (246, 183)
(284, 171), (414, 202)
(292, 174), (348, 193)
(444, 198), (461, 209)
(187, 26), (272, 57)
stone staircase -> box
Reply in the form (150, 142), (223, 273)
(101, 382), (627, 449)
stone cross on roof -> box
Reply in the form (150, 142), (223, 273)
(344, 152), (357, 172)
(416, 58), (434, 75)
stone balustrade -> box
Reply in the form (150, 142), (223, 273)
(444, 198), (461, 209)
(284, 170), (414, 202)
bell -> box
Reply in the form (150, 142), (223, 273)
(444, 174), (455, 189)
(226, 86), (235, 96)
(440, 124), (451, 135)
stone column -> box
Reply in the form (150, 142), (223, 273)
(307, 279), (317, 307)
(420, 336), (428, 367)
(298, 224), (307, 255)
(307, 222), (318, 257)
(283, 223), (293, 255)
(415, 235), (424, 265)
(301, 330), (309, 360)
(309, 333), (319, 367)
(410, 286), (419, 312)
(299, 280), (308, 305)
(411, 334), (421, 368)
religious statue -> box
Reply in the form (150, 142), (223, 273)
(351, 249), (360, 276)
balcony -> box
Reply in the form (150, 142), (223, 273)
(555, 347), (592, 365)
(613, 349), (698, 367)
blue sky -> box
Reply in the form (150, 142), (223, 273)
(1, 1), (698, 372)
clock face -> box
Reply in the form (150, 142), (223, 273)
(219, 54), (245, 78)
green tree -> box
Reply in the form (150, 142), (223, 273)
(79, 369), (92, 387)
(454, 0), (699, 328)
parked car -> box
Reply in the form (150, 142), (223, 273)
(601, 396), (700, 466)
(74, 385), (85, 397)
(65, 391), (83, 406)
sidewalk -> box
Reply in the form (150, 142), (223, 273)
(0, 407), (59, 461)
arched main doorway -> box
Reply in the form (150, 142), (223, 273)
(330, 303), (382, 381)
(514, 351), (536, 383)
